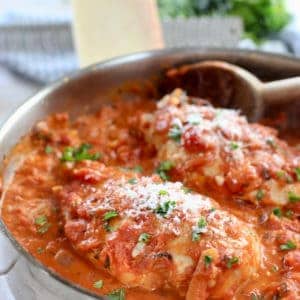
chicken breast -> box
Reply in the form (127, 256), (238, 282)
(55, 161), (261, 299)
(140, 89), (300, 208)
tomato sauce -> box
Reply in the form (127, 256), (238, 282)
(0, 92), (299, 299)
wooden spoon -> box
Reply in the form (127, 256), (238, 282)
(166, 60), (300, 121)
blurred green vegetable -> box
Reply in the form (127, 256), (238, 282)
(157, 0), (291, 42)
(157, 0), (198, 18)
(230, 0), (290, 42)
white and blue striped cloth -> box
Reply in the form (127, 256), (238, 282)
(0, 0), (299, 84)
(0, 1), (243, 83)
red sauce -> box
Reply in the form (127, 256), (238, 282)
(1, 90), (299, 299)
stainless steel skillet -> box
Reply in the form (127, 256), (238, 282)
(0, 48), (300, 299)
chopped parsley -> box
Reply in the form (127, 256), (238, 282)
(285, 174), (293, 183)
(295, 167), (300, 181)
(154, 200), (176, 217)
(288, 191), (300, 203)
(156, 161), (174, 181)
(138, 233), (151, 244)
(226, 256), (239, 268)
(103, 211), (118, 221)
(229, 142), (239, 150)
(266, 138), (277, 149)
(36, 224), (50, 235)
(37, 247), (44, 254)
(35, 215), (47, 226)
(273, 208), (282, 218)
(127, 178), (137, 184)
(276, 170), (285, 178)
(204, 255), (212, 268)
(133, 165), (143, 173)
(35, 215), (50, 234)
(168, 124), (182, 143)
(93, 280), (103, 289)
(192, 231), (201, 241)
(187, 114), (201, 125)
(276, 170), (293, 183)
(271, 265), (279, 272)
(45, 145), (53, 154)
(198, 217), (207, 228)
(280, 240), (297, 251)
(103, 224), (114, 233)
(107, 288), (126, 300)
(192, 217), (207, 241)
(285, 209), (294, 219)
(122, 165), (143, 173)
(256, 189), (265, 201)
(158, 189), (169, 196)
(61, 143), (101, 162)
(182, 186), (192, 194)
(103, 211), (118, 232)
(209, 207), (216, 213)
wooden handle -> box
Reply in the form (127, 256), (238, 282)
(262, 77), (300, 105)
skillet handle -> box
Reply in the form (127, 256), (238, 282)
(0, 225), (18, 275)
(262, 77), (300, 105)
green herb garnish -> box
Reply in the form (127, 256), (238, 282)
(226, 256), (239, 268)
(168, 124), (182, 143)
(37, 247), (44, 254)
(285, 174), (293, 183)
(158, 190), (169, 196)
(273, 208), (282, 218)
(182, 186), (192, 194)
(122, 165), (143, 173)
(156, 161), (174, 181)
(285, 209), (294, 219)
(271, 264), (279, 272)
(35, 215), (47, 226)
(266, 138), (277, 149)
(276, 170), (293, 183)
(288, 191), (300, 203)
(35, 215), (50, 234)
(204, 255), (212, 268)
(107, 288), (126, 300)
(280, 240), (296, 251)
(276, 170), (285, 178)
(103, 211), (118, 232)
(198, 217), (207, 228)
(103, 211), (118, 221)
(256, 189), (265, 201)
(61, 143), (101, 162)
(192, 231), (200, 241)
(295, 167), (300, 181)
(154, 200), (176, 217)
(192, 217), (207, 241)
(133, 165), (143, 173)
(128, 178), (137, 185)
(230, 142), (239, 150)
(138, 233), (151, 244)
(45, 145), (53, 154)
(93, 280), (103, 289)
(187, 114), (201, 125)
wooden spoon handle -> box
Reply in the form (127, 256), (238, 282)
(262, 77), (300, 105)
